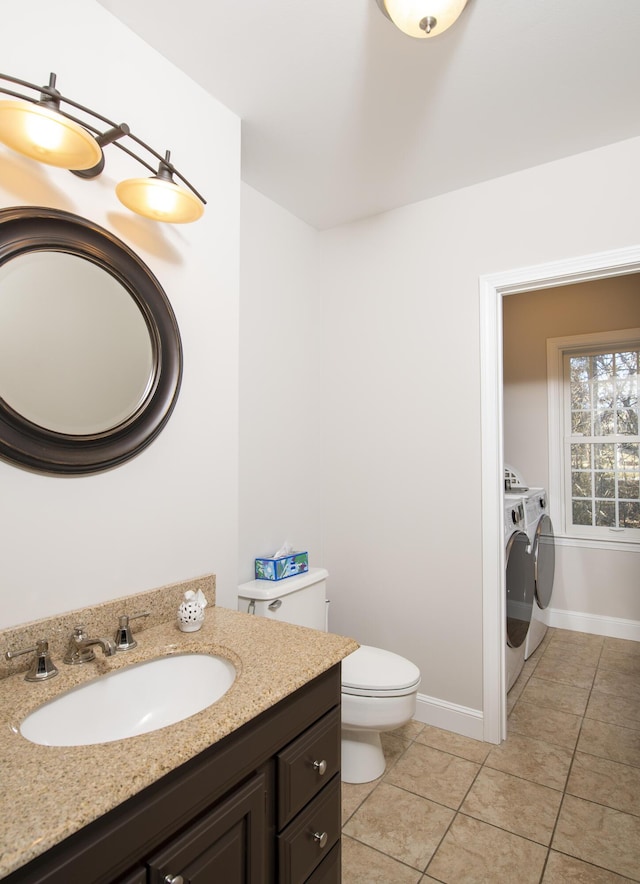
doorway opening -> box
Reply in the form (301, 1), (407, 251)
(479, 244), (640, 744)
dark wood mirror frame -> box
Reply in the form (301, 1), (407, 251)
(0, 206), (182, 475)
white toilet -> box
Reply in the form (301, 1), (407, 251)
(237, 567), (421, 783)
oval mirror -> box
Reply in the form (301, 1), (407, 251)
(0, 207), (182, 474)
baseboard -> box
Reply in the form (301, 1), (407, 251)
(546, 607), (640, 642)
(413, 692), (484, 741)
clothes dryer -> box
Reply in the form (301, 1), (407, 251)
(521, 488), (555, 659)
(504, 496), (535, 692)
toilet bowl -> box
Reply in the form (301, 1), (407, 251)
(237, 568), (421, 784)
(340, 644), (421, 783)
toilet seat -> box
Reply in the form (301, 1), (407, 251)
(341, 645), (421, 698)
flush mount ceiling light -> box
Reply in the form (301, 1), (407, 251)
(0, 72), (206, 223)
(375, 0), (468, 38)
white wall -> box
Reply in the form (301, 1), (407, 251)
(239, 185), (324, 585)
(0, 0), (241, 627)
(319, 136), (640, 715)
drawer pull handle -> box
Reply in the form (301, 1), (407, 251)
(313, 831), (329, 849)
(164, 875), (184, 884)
(313, 759), (327, 775)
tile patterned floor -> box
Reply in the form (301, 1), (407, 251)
(341, 628), (640, 883)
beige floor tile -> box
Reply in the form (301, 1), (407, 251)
(342, 778), (380, 825)
(507, 674), (527, 713)
(342, 835), (423, 884)
(578, 718), (640, 767)
(533, 654), (597, 689)
(542, 641), (602, 666)
(460, 767), (562, 845)
(380, 732), (412, 770)
(508, 699), (583, 750)
(586, 690), (640, 731)
(414, 725), (491, 764)
(550, 630), (604, 650)
(567, 751), (640, 816)
(485, 730), (573, 791)
(384, 742), (480, 810)
(553, 795), (640, 880)
(426, 814), (547, 884)
(389, 720), (426, 741)
(598, 647), (640, 675)
(542, 850), (634, 883)
(343, 782), (454, 871)
(603, 637), (640, 658)
(594, 667), (640, 704)
(520, 675), (590, 716)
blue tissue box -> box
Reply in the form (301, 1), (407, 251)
(255, 551), (309, 581)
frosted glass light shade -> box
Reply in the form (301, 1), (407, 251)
(0, 100), (102, 169)
(383, 0), (468, 38)
(116, 175), (204, 223)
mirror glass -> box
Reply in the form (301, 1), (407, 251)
(0, 206), (182, 475)
(0, 252), (154, 434)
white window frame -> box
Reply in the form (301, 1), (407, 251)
(547, 327), (640, 551)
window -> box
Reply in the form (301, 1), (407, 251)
(548, 328), (640, 545)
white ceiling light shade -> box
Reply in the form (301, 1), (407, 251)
(376, 0), (468, 38)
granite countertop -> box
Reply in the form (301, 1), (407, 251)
(0, 604), (358, 878)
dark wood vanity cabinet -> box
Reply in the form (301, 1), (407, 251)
(6, 665), (342, 884)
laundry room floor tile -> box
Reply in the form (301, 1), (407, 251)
(508, 699), (583, 750)
(532, 655), (598, 690)
(598, 646), (640, 675)
(593, 666), (640, 704)
(519, 675), (590, 716)
(540, 641), (603, 668)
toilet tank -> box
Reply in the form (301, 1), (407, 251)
(238, 567), (329, 631)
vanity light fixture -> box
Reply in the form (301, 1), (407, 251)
(0, 72), (206, 223)
(375, 0), (468, 38)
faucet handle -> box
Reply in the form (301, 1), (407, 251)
(114, 611), (150, 651)
(5, 639), (59, 682)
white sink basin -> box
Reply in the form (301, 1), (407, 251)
(20, 653), (236, 747)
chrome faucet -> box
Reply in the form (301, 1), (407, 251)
(63, 626), (117, 665)
(5, 639), (59, 682)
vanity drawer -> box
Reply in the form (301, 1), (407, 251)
(305, 842), (340, 884)
(277, 774), (340, 884)
(277, 706), (340, 828)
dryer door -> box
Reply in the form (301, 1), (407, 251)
(533, 513), (555, 609)
(506, 529), (535, 649)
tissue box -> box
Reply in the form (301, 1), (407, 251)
(255, 551), (309, 581)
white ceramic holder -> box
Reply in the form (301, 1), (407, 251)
(177, 588), (207, 632)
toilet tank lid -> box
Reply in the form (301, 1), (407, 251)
(342, 645), (421, 692)
(238, 567), (328, 601)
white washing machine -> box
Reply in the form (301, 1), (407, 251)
(521, 488), (555, 659)
(504, 466), (556, 660)
(504, 496), (535, 692)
